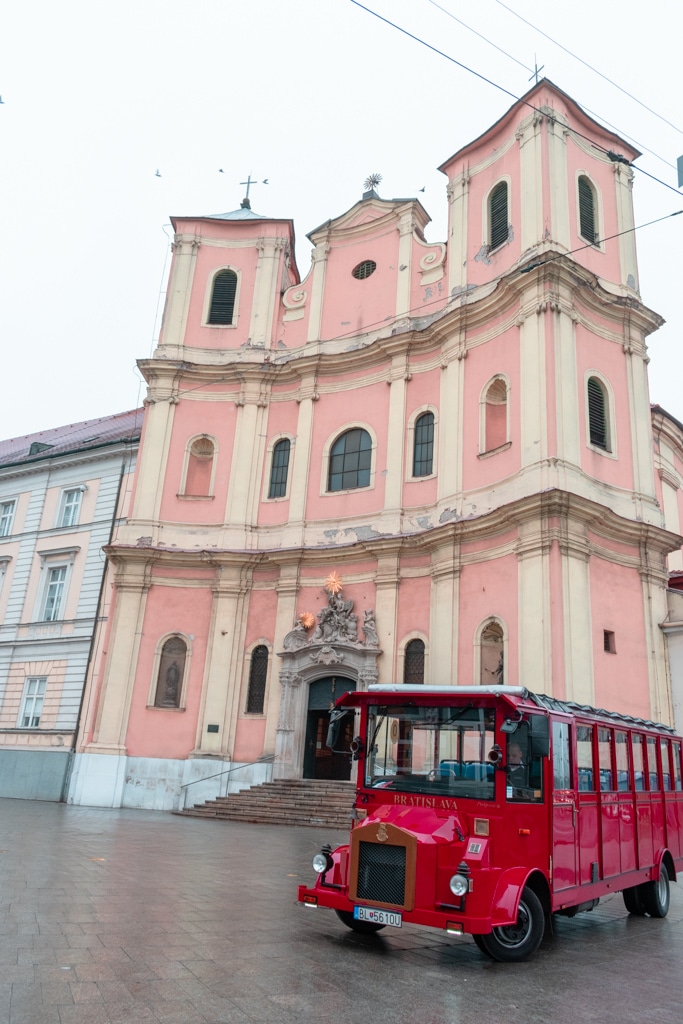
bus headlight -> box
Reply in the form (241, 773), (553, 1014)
(449, 873), (469, 897)
(312, 847), (333, 874)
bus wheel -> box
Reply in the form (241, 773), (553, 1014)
(478, 887), (545, 963)
(335, 910), (386, 934)
(472, 934), (494, 958)
(641, 864), (670, 919)
(622, 885), (646, 916)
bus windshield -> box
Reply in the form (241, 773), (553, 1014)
(365, 704), (496, 800)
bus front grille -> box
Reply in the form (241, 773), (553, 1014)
(356, 842), (406, 906)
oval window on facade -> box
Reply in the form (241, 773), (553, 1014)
(352, 260), (377, 280)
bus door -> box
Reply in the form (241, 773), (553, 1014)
(632, 733), (653, 868)
(615, 731), (636, 873)
(551, 720), (578, 890)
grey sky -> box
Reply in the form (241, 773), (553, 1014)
(2, 0), (681, 440)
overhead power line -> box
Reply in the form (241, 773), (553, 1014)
(492, 0), (683, 136)
(348, 1), (682, 199)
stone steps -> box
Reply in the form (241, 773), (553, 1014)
(177, 778), (355, 829)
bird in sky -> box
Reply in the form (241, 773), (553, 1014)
(218, 168), (224, 173)
(155, 169), (161, 177)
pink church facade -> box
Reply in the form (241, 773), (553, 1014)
(70, 81), (682, 810)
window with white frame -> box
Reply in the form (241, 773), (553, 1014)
(59, 488), (83, 527)
(19, 676), (47, 728)
(0, 499), (16, 537)
(42, 565), (67, 621)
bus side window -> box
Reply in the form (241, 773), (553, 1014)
(598, 728), (613, 791)
(632, 734), (645, 791)
(552, 721), (571, 789)
(615, 731), (629, 791)
(647, 736), (660, 791)
(673, 741), (683, 791)
(661, 739), (672, 791)
(576, 724), (595, 791)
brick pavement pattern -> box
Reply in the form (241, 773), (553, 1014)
(1, 798), (682, 1024)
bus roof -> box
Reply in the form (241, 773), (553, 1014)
(339, 685), (678, 735)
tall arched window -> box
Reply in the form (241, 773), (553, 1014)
(480, 621), (504, 686)
(404, 639), (425, 684)
(154, 636), (187, 708)
(484, 378), (508, 452)
(246, 645), (269, 714)
(207, 270), (237, 325)
(578, 176), (597, 244)
(268, 439), (291, 498)
(489, 181), (509, 250)
(587, 376), (609, 450)
(328, 428), (372, 492)
(184, 437), (215, 496)
(413, 413), (434, 477)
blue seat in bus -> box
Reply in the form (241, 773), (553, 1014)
(635, 772), (645, 791)
(437, 760), (463, 778)
(599, 769), (613, 791)
(617, 771), (629, 791)
(463, 763), (494, 780)
(578, 768), (594, 792)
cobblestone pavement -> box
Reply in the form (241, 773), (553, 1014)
(1, 797), (681, 1024)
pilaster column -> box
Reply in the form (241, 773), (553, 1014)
(157, 234), (200, 355)
(547, 116), (570, 250)
(553, 305), (580, 468)
(273, 669), (304, 779)
(395, 212), (413, 318)
(614, 164), (639, 292)
(84, 559), (151, 754)
(131, 381), (178, 524)
(518, 307), (548, 469)
(624, 332), (659, 513)
(517, 112), (544, 252)
(641, 563), (675, 726)
(373, 548), (402, 681)
(559, 528), (594, 705)
(248, 236), (286, 348)
(226, 384), (269, 530)
(428, 543), (460, 684)
(194, 568), (252, 756)
(280, 381), (316, 547)
(307, 243), (330, 342)
(447, 173), (469, 295)
(264, 563), (301, 755)
(437, 345), (466, 500)
(517, 526), (552, 693)
(382, 359), (409, 532)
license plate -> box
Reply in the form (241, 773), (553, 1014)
(354, 906), (402, 927)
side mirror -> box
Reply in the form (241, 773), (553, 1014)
(529, 715), (550, 757)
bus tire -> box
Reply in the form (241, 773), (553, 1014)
(335, 910), (385, 934)
(478, 886), (545, 963)
(472, 934), (494, 958)
(641, 864), (670, 919)
(622, 885), (646, 916)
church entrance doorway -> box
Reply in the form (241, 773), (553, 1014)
(303, 676), (354, 780)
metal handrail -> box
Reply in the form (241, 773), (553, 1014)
(180, 754), (275, 789)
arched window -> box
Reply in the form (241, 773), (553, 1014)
(328, 428), (372, 492)
(480, 621), (504, 686)
(268, 439), (291, 499)
(246, 645), (269, 714)
(484, 378), (508, 452)
(578, 176), (597, 244)
(587, 376), (609, 450)
(184, 436), (215, 496)
(154, 636), (187, 708)
(489, 181), (509, 250)
(413, 413), (434, 477)
(207, 270), (237, 325)
(404, 639), (425, 684)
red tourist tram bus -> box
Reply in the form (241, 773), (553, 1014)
(298, 685), (683, 961)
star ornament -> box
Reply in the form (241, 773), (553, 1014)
(300, 612), (315, 630)
(325, 571), (343, 594)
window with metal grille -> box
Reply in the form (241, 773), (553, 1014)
(19, 676), (46, 728)
(0, 500), (15, 537)
(603, 630), (616, 654)
(587, 376), (609, 449)
(412, 413), (434, 476)
(154, 636), (187, 708)
(328, 429), (372, 492)
(403, 639), (425, 684)
(268, 439), (291, 498)
(352, 259), (377, 280)
(246, 645), (268, 714)
(578, 176), (597, 243)
(489, 182), (509, 250)
(207, 270), (237, 324)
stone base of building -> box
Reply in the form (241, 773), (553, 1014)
(0, 748), (71, 801)
(67, 752), (274, 811)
